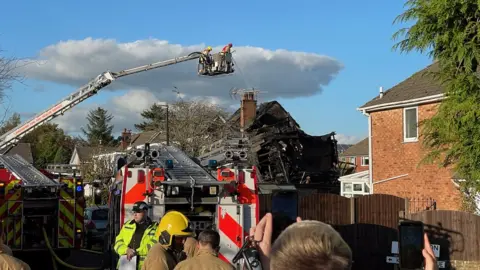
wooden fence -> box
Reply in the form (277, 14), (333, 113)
(259, 193), (480, 269)
(407, 210), (480, 264)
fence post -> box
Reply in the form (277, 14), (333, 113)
(405, 197), (409, 215)
(350, 197), (355, 224)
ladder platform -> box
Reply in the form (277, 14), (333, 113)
(0, 154), (60, 187)
(156, 145), (217, 183)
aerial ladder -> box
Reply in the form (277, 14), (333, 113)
(0, 48), (234, 269)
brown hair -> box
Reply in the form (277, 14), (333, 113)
(270, 220), (352, 270)
(198, 230), (220, 249)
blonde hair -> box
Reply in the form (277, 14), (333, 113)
(270, 220), (352, 270)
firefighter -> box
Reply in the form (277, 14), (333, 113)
(142, 211), (195, 270)
(0, 223), (31, 270)
(221, 43), (233, 73)
(199, 46), (213, 74)
(222, 43), (232, 54)
(174, 230), (233, 270)
(183, 237), (198, 259)
(114, 201), (158, 270)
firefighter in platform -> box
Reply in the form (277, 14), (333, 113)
(174, 230), (234, 270)
(114, 201), (158, 270)
(142, 211), (195, 270)
(222, 43), (232, 54)
(199, 46), (213, 74)
(221, 43), (233, 73)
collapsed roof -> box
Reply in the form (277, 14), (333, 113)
(200, 100), (339, 190)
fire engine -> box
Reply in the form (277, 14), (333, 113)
(103, 142), (258, 269)
(0, 46), (234, 268)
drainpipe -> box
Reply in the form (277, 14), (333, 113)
(362, 109), (373, 194)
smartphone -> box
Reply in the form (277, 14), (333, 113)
(398, 221), (424, 269)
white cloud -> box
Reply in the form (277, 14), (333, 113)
(335, 134), (362, 145)
(52, 89), (160, 134)
(21, 38), (343, 134)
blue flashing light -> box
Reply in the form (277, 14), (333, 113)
(166, 160), (174, 169)
(76, 185), (83, 192)
(208, 160), (218, 168)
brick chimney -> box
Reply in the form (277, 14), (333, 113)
(121, 128), (132, 150)
(240, 91), (257, 130)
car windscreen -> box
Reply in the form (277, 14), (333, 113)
(91, 209), (109, 220)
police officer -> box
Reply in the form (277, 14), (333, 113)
(114, 201), (158, 270)
(142, 211), (195, 270)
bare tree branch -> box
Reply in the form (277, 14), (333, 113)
(168, 99), (230, 157)
(0, 49), (24, 126)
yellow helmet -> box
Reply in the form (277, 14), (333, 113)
(207, 46), (212, 51)
(156, 211), (194, 246)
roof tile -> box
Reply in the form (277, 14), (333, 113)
(359, 62), (443, 109)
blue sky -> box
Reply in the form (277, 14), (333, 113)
(0, 0), (431, 144)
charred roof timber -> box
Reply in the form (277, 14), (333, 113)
(199, 100), (340, 192)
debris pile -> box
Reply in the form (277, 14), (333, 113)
(244, 101), (339, 186)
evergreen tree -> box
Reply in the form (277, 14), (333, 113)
(134, 103), (166, 132)
(21, 123), (73, 168)
(393, 0), (480, 201)
(81, 107), (115, 146)
(0, 113), (21, 135)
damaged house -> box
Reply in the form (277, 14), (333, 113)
(199, 91), (340, 192)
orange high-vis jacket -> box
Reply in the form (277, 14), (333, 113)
(222, 45), (231, 53)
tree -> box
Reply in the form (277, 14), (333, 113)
(21, 123), (74, 168)
(134, 103), (166, 132)
(0, 113), (20, 135)
(0, 50), (21, 105)
(393, 0), (480, 210)
(136, 99), (230, 157)
(82, 107), (115, 146)
(167, 99), (230, 157)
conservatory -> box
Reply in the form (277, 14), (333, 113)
(339, 170), (371, 198)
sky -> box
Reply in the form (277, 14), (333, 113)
(0, 0), (432, 145)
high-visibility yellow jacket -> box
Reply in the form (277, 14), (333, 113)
(114, 219), (158, 270)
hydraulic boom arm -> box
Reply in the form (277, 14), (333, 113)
(0, 52), (204, 150)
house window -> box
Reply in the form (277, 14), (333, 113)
(361, 156), (369, 166)
(347, 157), (355, 165)
(353, 184), (363, 191)
(404, 107), (418, 142)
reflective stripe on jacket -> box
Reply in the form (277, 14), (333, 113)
(114, 218), (158, 270)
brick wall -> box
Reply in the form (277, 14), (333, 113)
(370, 102), (462, 211)
(340, 156), (369, 173)
(354, 156), (369, 173)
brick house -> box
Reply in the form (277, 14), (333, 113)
(357, 63), (463, 211)
(339, 138), (369, 173)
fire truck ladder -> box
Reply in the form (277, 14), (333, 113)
(0, 51), (218, 151)
(0, 154), (59, 187)
(157, 145), (217, 183)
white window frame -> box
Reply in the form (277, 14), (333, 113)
(361, 156), (369, 166)
(346, 156), (355, 165)
(403, 107), (419, 142)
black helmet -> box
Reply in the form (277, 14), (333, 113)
(132, 201), (149, 213)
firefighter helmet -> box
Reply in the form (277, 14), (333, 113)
(156, 211), (194, 246)
(207, 46), (212, 51)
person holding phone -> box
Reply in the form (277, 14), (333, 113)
(249, 214), (439, 270)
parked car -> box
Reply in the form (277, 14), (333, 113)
(84, 205), (109, 249)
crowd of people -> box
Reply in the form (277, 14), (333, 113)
(0, 199), (439, 270)
(115, 201), (440, 270)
